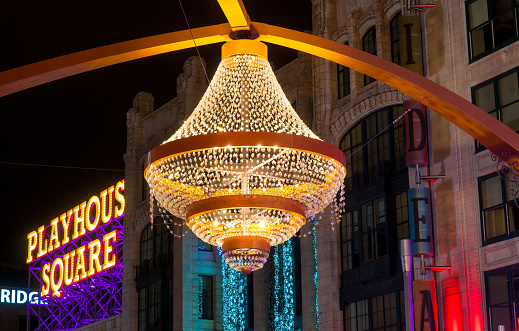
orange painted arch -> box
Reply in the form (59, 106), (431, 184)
(1, 21), (518, 158)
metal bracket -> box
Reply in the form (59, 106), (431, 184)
(405, 0), (435, 12)
(415, 165), (445, 186)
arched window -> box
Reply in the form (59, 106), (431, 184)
(362, 27), (377, 85)
(340, 106), (409, 329)
(339, 106), (409, 265)
(340, 105), (406, 189)
(140, 222), (173, 269)
(390, 12), (401, 65)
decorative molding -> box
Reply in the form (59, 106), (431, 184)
(126, 108), (137, 151)
(331, 89), (407, 142)
(356, 8), (377, 32)
(135, 204), (151, 232)
(469, 42), (519, 86)
(383, 0), (401, 14)
(331, 26), (349, 43)
(312, 1), (325, 36)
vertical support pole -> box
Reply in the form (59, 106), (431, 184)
(401, 239), (415, 331)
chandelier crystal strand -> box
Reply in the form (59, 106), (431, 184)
(145, 40), (346, 274)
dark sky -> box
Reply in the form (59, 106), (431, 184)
(0, 1), (312, 264)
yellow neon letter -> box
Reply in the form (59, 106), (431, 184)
(87, 239), (102, 277)
(50, 258), (64, 297)
(101, 186), (115, 224)
(48, 218), (61, 252)
(63, 251), (76, 286)
(27, 231), (38, 264)
(36, 226), (48, 258)
(41, 263), (51, 297)
(74, 246), (87, 282)
(85, 196), (101, 232)
(103, 230), (119, 270)
(72, 202), (86, 240)
(114, 180), (125, 218)
(60, 212), (72, 245)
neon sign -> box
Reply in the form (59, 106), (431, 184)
(0, 287), (43, 304)
(26, 180), (125, 297)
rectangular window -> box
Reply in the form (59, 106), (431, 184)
(466, 0), (519, 61)
(341, 210), (361, 271)
(361, 198), (387, 261)
(365, 110), (391, 182)
(138, 287), (146, 331)
(473, 68), (519, 152)
(344, 291), (405, 330)
(390, 13), (401, 65)
(198, 275), (213, 320)
(342, 197), (389, 270)
(363, 27), (377, 85)
(167, 278), (173, 328)
(485, 264), (519, 331)
(338, 64), (351, 99)
(395, 191), (410, 255)
(392, 106), (406, 172)
(338, 41), (351, 99)
(479, 172), (519, 244)
(148, 281), (161, 328)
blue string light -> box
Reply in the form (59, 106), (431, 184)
(221, 248), (247, 330)
(281, 239), (295, 330)
(271, 239), (295, 330)
(313, 224), (319, 328)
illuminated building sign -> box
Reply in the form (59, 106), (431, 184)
(0, 287), (43, 304)
(408, 187), (434, 256)
(26, 180), (125, 297)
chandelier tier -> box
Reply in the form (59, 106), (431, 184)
(145, 39), (346, 274)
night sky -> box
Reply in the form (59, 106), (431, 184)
(0, 1), (312, 264)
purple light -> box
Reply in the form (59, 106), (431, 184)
(28, 215), (124, 330)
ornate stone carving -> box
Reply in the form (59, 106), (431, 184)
(331, 26), (349, 42)
(356, 8), (377, 31)
(134, 207), (151, 232)
(383, 0), (401, 14)
(331, 89), (406, 141)
(126, 108), (136, 151)
(312, 1), (324, 36)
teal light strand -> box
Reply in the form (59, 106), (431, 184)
(273, 245), (281, 327)
(221, 251), (247, 330)
(313, 225), (319, 328)
(282, 239), (295, 330)
(271, 239), (295, 331)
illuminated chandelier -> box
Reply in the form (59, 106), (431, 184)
(145, 39), (346, 274)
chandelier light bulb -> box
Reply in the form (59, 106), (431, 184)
(145, 39), (346, 274)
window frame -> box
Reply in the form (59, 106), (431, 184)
(340, 105), (407, 190)
(479, 171), (519, 245)
(339, 106), (409, 273)
(390, 12), (402, 65)
(485, 264), (519, 331)
(198, 275), (214, 320)
(343, 290), (405, 331)
(473, 67), (519, 152)
(337, 42), (351, 99)
(362, 27), (377, 86)
(466, 0), (519, 62)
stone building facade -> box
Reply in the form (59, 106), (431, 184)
(116, 0), (519, 330)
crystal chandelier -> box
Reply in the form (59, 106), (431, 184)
(145, 39), (346, 274)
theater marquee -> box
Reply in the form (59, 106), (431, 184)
(26, 180), (125, 297)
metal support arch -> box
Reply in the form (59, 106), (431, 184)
(1, 20), (518, 162)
